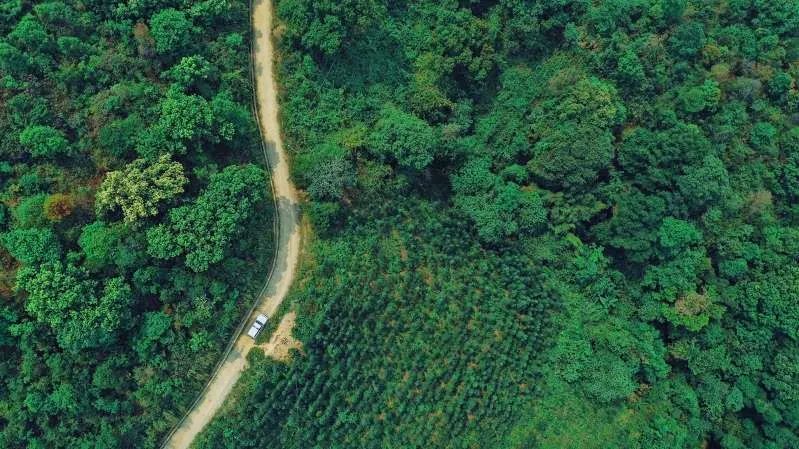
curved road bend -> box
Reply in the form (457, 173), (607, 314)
(163, 1), (301, 447)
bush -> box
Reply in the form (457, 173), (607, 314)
(19, 125), (70, 158)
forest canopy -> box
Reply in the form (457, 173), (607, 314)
(0, 0), (274, 447)
(2, 0), (799, 448)
(196, 0), (799, 449)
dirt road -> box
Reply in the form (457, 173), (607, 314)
(161, 1), (300, 447)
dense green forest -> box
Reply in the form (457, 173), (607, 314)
(195, 0), (799, 448)
(2, 0), (799, 447)
(0, 0), (274, 447)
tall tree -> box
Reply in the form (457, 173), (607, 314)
(95, 155), (188, 224)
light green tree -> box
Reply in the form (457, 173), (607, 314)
(95, 154), (187, 223)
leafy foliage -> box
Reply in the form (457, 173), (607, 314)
(0, 0), (274, 447)
(19, 125), (70, 158)
(1, 227), (61, 264)
(4, 0), (799, 448)
(147, 164), (266, 272)
(16, 262), (133, 351)
(197, 1), (799, 448)
(95, 155), (188, 224)
(149, 8), (194, 55)
(368, 106), (438, 170)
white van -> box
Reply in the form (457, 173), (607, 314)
(247, 314), (268, 339)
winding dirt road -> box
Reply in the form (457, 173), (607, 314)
(162, 1), (300, 447)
